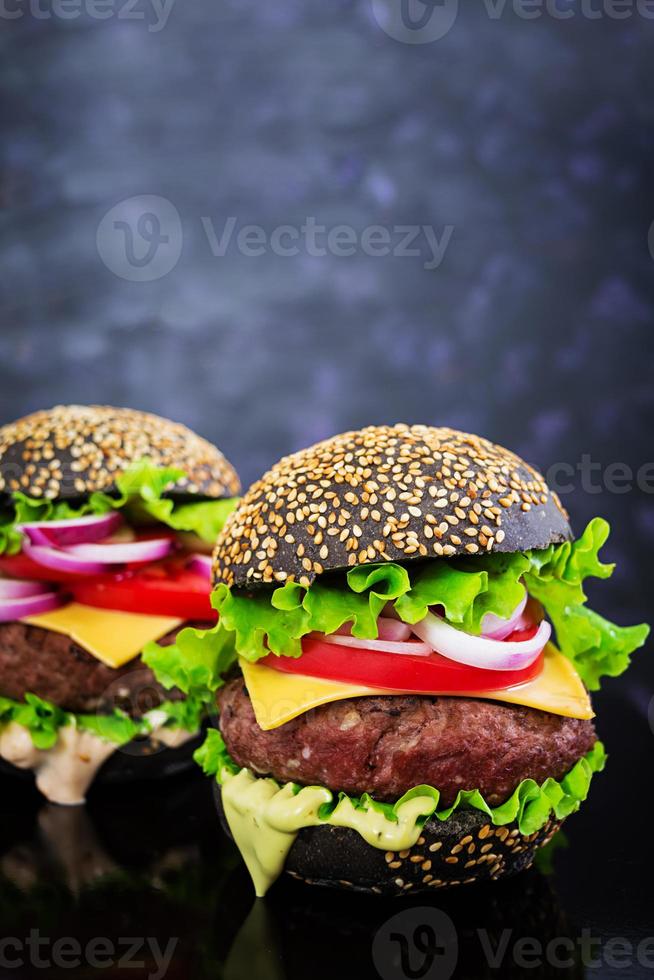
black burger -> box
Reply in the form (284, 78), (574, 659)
(146, 424), (649, 896)
(0, 405), (240, 804)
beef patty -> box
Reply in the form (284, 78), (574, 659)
(0, 621), (188, 716)
(218, 679), (597, 806)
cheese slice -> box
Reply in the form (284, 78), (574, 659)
(240, 642), (594, 731)
(22, 603), (182, 669)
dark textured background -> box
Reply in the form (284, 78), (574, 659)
(1, 4), (652, 657)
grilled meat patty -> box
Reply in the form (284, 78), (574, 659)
(218, 679), (596, 806)
(0, 621), (186, 716)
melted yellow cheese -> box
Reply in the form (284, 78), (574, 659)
(21, 603), (182, 668)
(240, 642), (593, 730)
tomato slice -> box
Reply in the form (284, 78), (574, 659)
(70, 557), (216, 621)
(260, 625), (544, 693)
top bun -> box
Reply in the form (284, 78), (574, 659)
(213, 424), (571, 589)
(0, 405), (240, 501)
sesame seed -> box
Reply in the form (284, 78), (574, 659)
(209, 424), (568, 588)
(0, 405), (239, 504)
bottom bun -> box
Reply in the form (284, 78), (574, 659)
(215, 785), (561, 897)
(92, 731), (204, 784)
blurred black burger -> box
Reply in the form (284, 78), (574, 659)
(0, 405), (240, 804)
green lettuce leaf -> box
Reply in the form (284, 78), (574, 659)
(394, 553), (531, 631)
(0, 691), (207, 748)
(214, 583), (309, 660)
(211, 564), (412, 662)
(199, 734), (606, 837)
(201, 517), (649, 689)
(317, 563), (412, 637)
(194, 729), (240, 778)
(142, 621), (237, 700)
(153, 695), (209, 733)
(0, 458), (237, 553)
(523, 518), (649, 689)
(76, 710), (144, 746)
(1, 494), (100, 556)
(0, 693), (68, 750)
(107, 460), (238, 542)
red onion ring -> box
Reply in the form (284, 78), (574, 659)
(377, 617), (412, 642)
(0, 579), (48, 600)
(0, 589), (66, 623)
(18, 512), (123, 548)
(23, 543), (110, 576)
(334, 617), (413, 643)
(481, 590), (528, 640)
(187, 554), (213, 578)
(64, 537), (173, 565)
(316, 632), (432, 656)
(411, 611), (551, 671)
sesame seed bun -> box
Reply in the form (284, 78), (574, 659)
(213, 424), (570, 589)
(214, 783), (561, 896)
(0, 405), (240, 501)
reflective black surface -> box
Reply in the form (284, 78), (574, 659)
(1, 685), (652, 980)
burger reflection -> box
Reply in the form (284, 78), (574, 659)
(221, 845), (584, 980)
(0, 780), (582, 980)
(0, 774), (239, 980)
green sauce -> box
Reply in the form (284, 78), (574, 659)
(221, 768), (435, 897)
